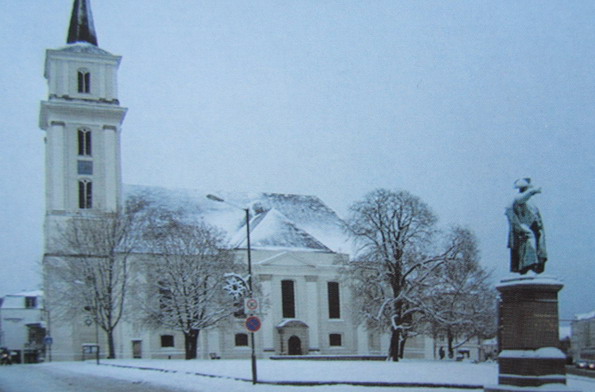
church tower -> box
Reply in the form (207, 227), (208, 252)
(39, 0), (127, 227)
(39, 0), (127, 360)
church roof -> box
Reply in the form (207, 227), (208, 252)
(233, 208), (332, 252)
(124, 184), (351, 254)
(67, 0), (98, 46)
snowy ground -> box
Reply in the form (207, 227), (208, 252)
(0, 359), (593, 392)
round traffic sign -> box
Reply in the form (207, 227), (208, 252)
(245, 298), (259, 312)
(245, 316), (262, 332)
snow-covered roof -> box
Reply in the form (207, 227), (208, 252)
(57, 43), (111, 56)
(124, 185), (351, 254)
(5, 290), (43, 298)
(1, 290), (43, 309)
(575, 310), (595, 321)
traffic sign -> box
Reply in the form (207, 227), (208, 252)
(44, 336), (53, 345)
(245, 316), (262, 332)
(244, 298), (259, 313)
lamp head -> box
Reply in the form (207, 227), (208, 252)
(206, 194), (225, 203)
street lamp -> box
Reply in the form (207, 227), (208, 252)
(206, 194), (257, 384)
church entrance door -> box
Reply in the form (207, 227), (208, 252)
(288, 336), (302, 355)
(132, 340), (142, 358)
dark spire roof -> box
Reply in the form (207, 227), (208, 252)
(67, 0), (98, 46)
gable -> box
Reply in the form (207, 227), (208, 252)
(255, 251), (317, 268)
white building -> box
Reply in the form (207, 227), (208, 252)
(571, 310), (595, 362)
(0, 291), (45, 363)
(41, 0), (435, 361)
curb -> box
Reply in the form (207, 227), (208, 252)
(101, 363), (485, 389)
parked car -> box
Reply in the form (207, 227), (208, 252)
(576, 349), (595, 370)
(0, 348), (12, 365)
(575, 359), (595, 370)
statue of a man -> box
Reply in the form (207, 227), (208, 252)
(505, 178), (547, 274)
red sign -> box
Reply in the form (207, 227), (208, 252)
(245, 316), (262, 332)
(245, 298), (259, 312)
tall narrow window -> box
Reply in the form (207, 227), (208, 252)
(158, 284), (173, 311)
(78, 129), (92, 156)
(78, 69), (90, 93)
(281, 280), (295, 318)
(328, 282), (341, 319)
(78, 179), (92, 209)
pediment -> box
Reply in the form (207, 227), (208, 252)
(256, 252), (317, 268)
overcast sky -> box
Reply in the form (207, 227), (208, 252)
(1, 1), (593, 322)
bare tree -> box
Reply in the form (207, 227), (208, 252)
(424, 227), (497, 358)
(138, 212), (238, 360)
(343, 189), (463, 361)
(44, 195), (147, 359)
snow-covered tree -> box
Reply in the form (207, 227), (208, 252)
(44, 195), (147, 358)
(423, 227), (497, 358)
(343, 189), (465, 361)
(138, 212), (238, 360)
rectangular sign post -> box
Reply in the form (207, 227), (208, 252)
(244, 297), (259, 314)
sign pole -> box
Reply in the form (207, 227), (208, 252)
(245, 208), (257, 385)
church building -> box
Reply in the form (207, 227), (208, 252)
(40, 0), (433, 361)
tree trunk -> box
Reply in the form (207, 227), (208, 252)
(447, 329), (454, 359)
(184, 329), (200, 360)
(388, 328), (400, 361)
(107, 329), (116, 359)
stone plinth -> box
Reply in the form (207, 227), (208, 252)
(485, 276), (580, 392)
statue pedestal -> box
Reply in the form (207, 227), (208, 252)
(485, 276), (579, 392)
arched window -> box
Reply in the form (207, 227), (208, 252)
(78, 128), (92, 156)
(77, 69), (91, 93)
(78, 179), (92, 209)
(235, 333), (248, 347)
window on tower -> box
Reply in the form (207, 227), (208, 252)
(78, 129), (92, 156)
(78, 179), (92, 209)
(77, 69), (91, 94)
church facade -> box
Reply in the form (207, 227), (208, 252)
(40, 0), (434, 361)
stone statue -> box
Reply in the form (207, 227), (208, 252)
(505, 178), (547, 274)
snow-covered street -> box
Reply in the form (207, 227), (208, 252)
(0, 360), (593, 392)
(0, 363), (191, 392)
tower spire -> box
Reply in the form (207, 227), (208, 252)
(67, 0), (98, 46)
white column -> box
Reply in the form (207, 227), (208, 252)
(103, 126), (119, 211)
(259, 274), (274, 352)
(306, 276), (319, 350)
(47, 122), (66, 211)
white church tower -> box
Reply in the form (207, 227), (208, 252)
(39, 0), (126, 228)
(39, 0), (127, 360)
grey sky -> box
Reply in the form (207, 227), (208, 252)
(1, 1), (593, 323)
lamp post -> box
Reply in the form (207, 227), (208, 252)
(206, 194), (257, 384)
